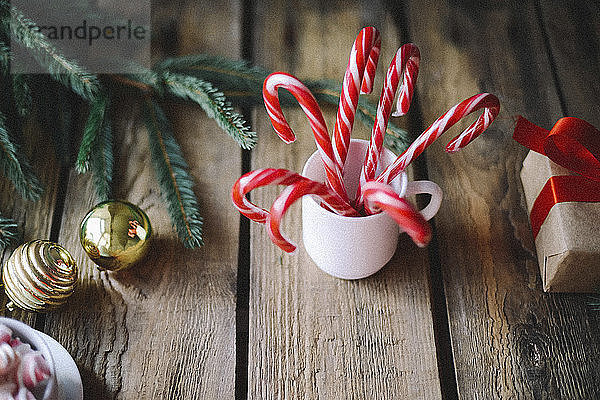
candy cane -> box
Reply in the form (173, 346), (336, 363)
(18, 352), (50, 389)
(0, 343), (17, 375)
(231, 168), (358, 224)
(263, 72), (349, 202)
(361, 181), (432, 247)
(376, 93), (500, 185)
(267, 180), (362, 253)
(0, 326), (11, 345)
(333, 27), (381, 171)
(0, 383), (17, 397)
(391, 44), (420, 117)
(356, 43), (420, 206)
(14, 387), (36, 400)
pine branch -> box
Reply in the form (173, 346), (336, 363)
(0, 214), (17, 249)
(219, 78), (412, 153)
(161, 72), (256, 149)
(154, 54), (269, 95)
(156, 55), (411, 151)
(4, 2), (99, 101)
(76, 93), (107, 173)
(0, 40), (9, 72)
(12, 74), (31, 117)
(143, 97), (203, 248)
(123, 70), (161, 93)
(0, 111), (42, 201)
(89, 116), (113, 201)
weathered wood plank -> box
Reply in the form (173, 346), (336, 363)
(401, 0), (600, 398)
(538, 0), (600, 123)
(0, 116), (63, 326)
(43, 1), (243, 398)
(248, 1), (442, 398)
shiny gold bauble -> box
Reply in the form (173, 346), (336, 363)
(79, 200), (152, 272)
(3, 240), (77, 312)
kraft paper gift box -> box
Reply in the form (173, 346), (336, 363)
(520, 150), (600, 292)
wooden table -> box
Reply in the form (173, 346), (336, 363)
(2, 0), (600, 398)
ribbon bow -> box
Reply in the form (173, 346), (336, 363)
(513, 116), (600, 238)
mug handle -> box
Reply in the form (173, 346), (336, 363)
(404, 180), (443, 221)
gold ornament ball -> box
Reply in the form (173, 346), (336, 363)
(3, 240), (78, 312)
(79, 200), (152, 272)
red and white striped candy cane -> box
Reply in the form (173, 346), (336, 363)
(18, 352), (51, 389)
(361, 181), (432, 247)
(0, 343), (17, 376)
(391, 43), (420, 118)
(376, 92), (500, 185)
(263, 72), (349, 202)
(0, 325), (11, 345)
(231, 168), (358, 224)
(266, 179), (362, 253)
(14, 387), (36, 400)
(356, 43), (420, 205)
(333, 27), (381, 171)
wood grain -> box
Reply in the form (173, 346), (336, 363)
(538, 0), (600, 124)
(43, 1), (242, 399)
(0, 116), (64, 326)
(4, 2), (596, 399)
(401, 0), (600, 398)
(248, 1), (442, 398)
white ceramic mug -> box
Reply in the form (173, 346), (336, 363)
(301, 139), (443, 279)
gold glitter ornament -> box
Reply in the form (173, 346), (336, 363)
(79, 200), (152, 272)
(3, 240), (78, 312)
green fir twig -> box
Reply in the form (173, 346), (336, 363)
(0, 41), (9, 71)
(123, 71), (161, 94)
(144, 97), (203, 248)
(156, 54), (411, 152)
(12, 74), (31, 117)
(161, 72), (256, 149)
(76, 93), (107, 173)
(88, 116), (113, 202)
(0, 111), (42, 201)
(3, 1), (99, 101)
(154, 54), (268, 96)
(0, 2), (416, 248)
(0, 214), (17, 249)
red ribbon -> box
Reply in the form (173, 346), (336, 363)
(513, 116), (600, 238)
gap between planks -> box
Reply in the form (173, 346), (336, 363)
(532, 0), (569, 116)
(383, 1), (459, 398)
(232, 0), (482, 398)
(35, 95), (81, 333)
(235, 0), (255, 399)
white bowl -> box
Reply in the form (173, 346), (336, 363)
(0, 317), (83, 400)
